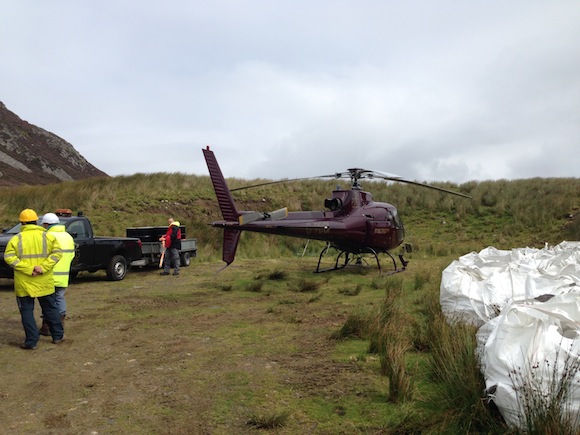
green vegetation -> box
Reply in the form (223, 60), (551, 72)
(509, 344), (580, 433)
(245, 409), (292, 429)
(0, 174), (578, 260)
(0, 174), (578, 433)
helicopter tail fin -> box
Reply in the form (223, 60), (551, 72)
(203, 146), (241, 268)
(203, 146), (240, 222)
(222, 229), (241, 267)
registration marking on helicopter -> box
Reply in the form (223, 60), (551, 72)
(306, 223), (330, 235)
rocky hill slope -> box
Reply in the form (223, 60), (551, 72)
(0, 101), (108, 186)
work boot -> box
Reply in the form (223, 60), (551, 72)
(39, 318), (50, 336)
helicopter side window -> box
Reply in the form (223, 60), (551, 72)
(324, 197), (343, 212)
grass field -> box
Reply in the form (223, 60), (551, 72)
(0, 173), (578, 433)
(0, 256), (462, 434)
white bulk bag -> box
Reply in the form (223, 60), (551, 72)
(476, 292), (580, 428)
(441, 242), (580, 326)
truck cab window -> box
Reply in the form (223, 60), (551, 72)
(67, 221), (88, 239)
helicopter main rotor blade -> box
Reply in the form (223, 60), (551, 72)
(228, 168), (471, 198)
(370, 173), (472, 198)
(230, 175), (339, 192)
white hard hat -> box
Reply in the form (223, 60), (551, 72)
(41, 212), (60, 225)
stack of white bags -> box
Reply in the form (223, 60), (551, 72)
(440, 241), (580, 428)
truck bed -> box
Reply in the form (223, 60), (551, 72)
(127, 226), (197, 268)
(140, 239), (197, 255)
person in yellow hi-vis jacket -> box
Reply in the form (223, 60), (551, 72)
(4, 209), (64, 350)
(38, 212), (76, 336)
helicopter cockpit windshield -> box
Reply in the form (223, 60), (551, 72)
(392, 209), (403, 229)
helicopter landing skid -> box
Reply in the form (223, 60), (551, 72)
(385, 251), (409, 275)
(315, 246), (408, 274)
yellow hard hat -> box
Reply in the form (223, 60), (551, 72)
(19, 208), (39, 223)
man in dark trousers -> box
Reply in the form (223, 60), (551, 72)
(4, 209), (64, 349)
(39, 212), (75, 336)
(159, 217), (182, 276)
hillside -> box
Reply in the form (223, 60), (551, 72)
(0, 173), (577, 262)
(0, 101), (108, 186)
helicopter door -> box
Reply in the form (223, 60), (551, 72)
(366, 218), (394, 250)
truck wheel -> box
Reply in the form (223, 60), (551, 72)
(180, 252), (191, 267)
(107, 255), (128, 280)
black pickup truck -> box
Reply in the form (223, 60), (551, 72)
(0, 212), (143, 281)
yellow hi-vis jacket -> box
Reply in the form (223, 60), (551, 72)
(47, 224), (75, 288)
(4, 224), (63, 298)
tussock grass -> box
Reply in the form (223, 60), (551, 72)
(255, 268), (288, 281)
(368, 277), (405, 354)
(245, 281), (264, 292)
(381, 334), (413, 404)
(413, 270), (431, 290)
(370, 276), (386, 289)
(510, 344), (580, 433)
(307, 293), (322, 303)
(289, 279), (320, 293)
(426, 298), (505, 433)
(337, 284), (362, 296)
(267, 268), (288, 280)
(368, 277), (414, 403)
(331, 309), (371, 340)
(245, 409), (291, 429)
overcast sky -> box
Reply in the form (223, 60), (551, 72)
(1, 1), (579, 184)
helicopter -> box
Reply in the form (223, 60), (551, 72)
(203, 146), (471, 273)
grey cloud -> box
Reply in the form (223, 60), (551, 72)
(1, 1), (579, 183)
